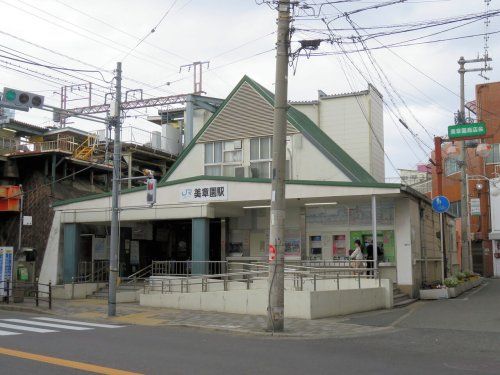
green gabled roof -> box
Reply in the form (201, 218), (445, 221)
(160, 75), (376, 184)
(52, 174), (400, 208)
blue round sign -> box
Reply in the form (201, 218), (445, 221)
(432, 195), (450, 213)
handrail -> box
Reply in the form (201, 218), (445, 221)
(126, 264), (152, 283)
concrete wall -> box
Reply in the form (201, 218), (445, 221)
(39, 211), (63, 285)
(140, 278), (392, 319)
(51, 283), (100, 299)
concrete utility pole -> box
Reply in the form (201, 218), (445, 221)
(108, 62), (122, 317)
(267, 0), (291, 332)
(457, 55), (492, 272)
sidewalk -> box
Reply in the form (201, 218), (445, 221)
(0, 297), (394, 338)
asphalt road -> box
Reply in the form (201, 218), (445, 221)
(0, 280), (499, 375)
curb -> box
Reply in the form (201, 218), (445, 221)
(164, 322), (395, 340)
(0, 304), (54, 315)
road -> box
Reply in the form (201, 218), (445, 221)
(0, 280), (499, 374)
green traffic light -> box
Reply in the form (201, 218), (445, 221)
(5, 90), (16, 102)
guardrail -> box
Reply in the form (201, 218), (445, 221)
(1, 280), (52, 309)
(145, 261), (381, 294)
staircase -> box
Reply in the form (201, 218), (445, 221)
(393, 283), (417, 308)
(73, 135), (98, 161)
(88, 282), (145, 302)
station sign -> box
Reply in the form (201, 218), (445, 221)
(448, 122), (486, 139)
(179, 183), (228, 202)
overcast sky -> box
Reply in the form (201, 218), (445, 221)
(0, 0), (498, 179)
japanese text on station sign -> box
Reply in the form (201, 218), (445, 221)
(179, 184), (228, 202)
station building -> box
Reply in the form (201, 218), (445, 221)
(39, 76), (457, 298)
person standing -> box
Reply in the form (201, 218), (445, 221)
(350, 239), (364, 274)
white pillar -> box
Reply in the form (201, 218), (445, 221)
(371, 195), (378, 275)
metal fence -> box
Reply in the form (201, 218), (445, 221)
(152, 260), (228, 276)
(0, 280), (52, 309)
(145, 261), (381, 294)
(75, 260), (110, 283)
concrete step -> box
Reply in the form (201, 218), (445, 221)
(393, 293), (408, 300)
(393, 298), (417, 308)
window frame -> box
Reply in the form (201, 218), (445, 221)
(250, 137), (273, 178)
(204, 140), (242, 177)
(486, 143), (500, 165)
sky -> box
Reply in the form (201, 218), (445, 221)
(0, 0), (498, 180)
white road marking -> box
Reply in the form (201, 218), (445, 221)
(0, 329), (21, 336)
(33, 317), (125, 329)
(0, 322), (57, 333)
(2, 319), (92, 331)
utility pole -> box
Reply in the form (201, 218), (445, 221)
(108, 62), (122, 317)
(434, 136), (448, 279)
(457, 56), (492, 272)
(267, 0), (291, 332)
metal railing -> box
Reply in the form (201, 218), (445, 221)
(1, 280), (52, 309)
(75, 260), (110, 283)
(0, 136), (17, 152)
(145, 261), (381, 295)
(152, 260), (228, 276)
(13, 137), (78, 154)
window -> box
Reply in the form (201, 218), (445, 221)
(250, 137), (272, 178)
(204, 141), (242, 176)
(486, 143), (500, 164)
(449, 201), (461, 218)
(444, 158), (460, 176)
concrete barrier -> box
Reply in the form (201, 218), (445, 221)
(51, 283), (101, 299)
(140, 278), (393, 319)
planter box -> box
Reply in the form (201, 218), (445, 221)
(419, 278), (482, 300)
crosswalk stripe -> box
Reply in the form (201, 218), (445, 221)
(3, 319), (92, 331)
(33, 317), (125, 329)
(0, 330), (21, 336)
(0, 322), (57, 333)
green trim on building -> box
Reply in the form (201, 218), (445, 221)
(52, 174), (400, 208)
(160, 75), (377, 184)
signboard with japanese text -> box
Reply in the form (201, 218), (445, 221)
(179, 184), (228, 202)
(470, 198), (481, 216)
(0, 247), (14, 297)
(448, 122), (486, 139)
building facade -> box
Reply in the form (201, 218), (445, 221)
(39, 76), (456, 298)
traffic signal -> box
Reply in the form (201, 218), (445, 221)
(1, 87), (44, 110)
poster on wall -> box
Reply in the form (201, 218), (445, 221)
(92, 235), (109, 260)
(285, 229), (301, 259)
(132, 222), (153, 240)
(250, 232), (267, 257)
(0, 247), (14, 297)
(130, 241), (140, 265)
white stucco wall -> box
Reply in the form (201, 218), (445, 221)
(169, 134), (351, 182)
(395, 198), (413, 287)
(292, 89), (385, 182)
(289, 134), (350, 181)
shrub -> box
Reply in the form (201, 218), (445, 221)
(455, 272), (466, 281)
(444, 276), (459, 288)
